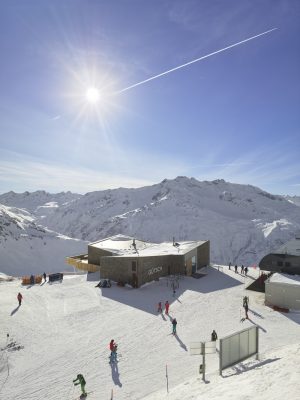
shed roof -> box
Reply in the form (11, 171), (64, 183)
(269, 273), (300, 285)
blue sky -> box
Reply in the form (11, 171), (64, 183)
(0, 0), (299, 195)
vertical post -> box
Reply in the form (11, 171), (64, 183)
(166, 364), (169, 393)
(202, 342), (206, 382)
(219, 338), (222, 376)
(256, 326), (259, 360)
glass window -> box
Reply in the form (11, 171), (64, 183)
(277, 261), (283, 267)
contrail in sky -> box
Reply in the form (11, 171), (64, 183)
(117, 28), (277, 94)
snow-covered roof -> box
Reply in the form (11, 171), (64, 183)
(274, 237), (300, 256)
(89, 234), (155, 253)
(269, 273), (300, 286)
(89, 234), (207, 257)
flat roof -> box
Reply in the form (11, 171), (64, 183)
(89, 234), (207, 257)
(269, 273), (300, 286)
(274, 237), (300, 257)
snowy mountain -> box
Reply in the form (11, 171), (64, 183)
(1, 177), (300, 274)
(0, 204), (86, 276)
(0, 190), (81, 216)
(284, 195), (300, 207)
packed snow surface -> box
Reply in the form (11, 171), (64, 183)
(0, 266), (299, 400)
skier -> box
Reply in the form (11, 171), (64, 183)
(234, 265), (238, 273)
(165, 300), (170, 315)
(43, 272), (47, 282)
(229, 262), (231, 270)
(17, 292), (23, 306)
(244, 266), (248, 276)
(109, 339), (118, 363)
(73, 374), (87, 397)
(172, 318), (177, 335)
(211, 330), (218, 341)
(157, 302), (162, 313)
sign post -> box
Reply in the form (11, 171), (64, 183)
(202, 342), (206, 382)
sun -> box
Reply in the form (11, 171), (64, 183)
(85, 87), (100, 103)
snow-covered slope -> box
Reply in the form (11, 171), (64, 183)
(0, 267), (299, 400)
(0, 204), (86, 276)
(31, 177), (300, 265)
(285, 195), (300, 207)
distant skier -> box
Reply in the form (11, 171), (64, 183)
(172, 318), (177, 335)
(73, 374), (87, 396)
(165, 301), (170, 315)
(43, 272), (47, 282)
(109, 339), (118, 363)
(229, 262), (231, 270)
(234, 265), (238, 273)
(157, 302), (162, 313)
(211, 330), (218, 342)
(17, 292), (23, 306)
(244, 267), (248, 276)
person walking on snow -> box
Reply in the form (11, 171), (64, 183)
(109, 339), (118, 362)
(172, 318), (177, 335)
(157, 302), (162, 313)
(234, 265), (238, 273)
(73, 374), (86, 396)
(244, 303), (249, 319)
(243, 296), (249, 308)
(244, 267), (248, 276)
(43, 272), (47, 282)
(165, 301), (170, 315)
(241, 265), (244, 274)
(17, 292), (23, 306)
(229, 262), (231, 270)
(211, 330), (218, 342)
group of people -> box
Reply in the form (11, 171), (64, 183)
(157, 300), (170, 314)
(157, 301), (178, 335)
(229, 263), (248, 276)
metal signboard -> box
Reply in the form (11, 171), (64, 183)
(219, 326), (258, 374)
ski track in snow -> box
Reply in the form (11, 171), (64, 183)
(0, 267), (299, 400)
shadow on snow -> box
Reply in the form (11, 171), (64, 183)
(101, 267), (241, 315)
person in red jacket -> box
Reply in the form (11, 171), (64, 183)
(17, 292), (23, 306)
(165, 300), (170, 315)
(109, 339), (118, 362)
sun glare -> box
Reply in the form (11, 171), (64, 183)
(86, 87), (100, 103)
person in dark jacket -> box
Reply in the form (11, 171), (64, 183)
(17, 292), (23, 306)
(43, 272), (47, 282)
(211, 330), (218, 341)
(157, 302), (162, 313)
(244, 267), (248, 276)
(172, 318), (177, 335)
(73, 374), (86, 396)
(234, 265), (238, 273)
